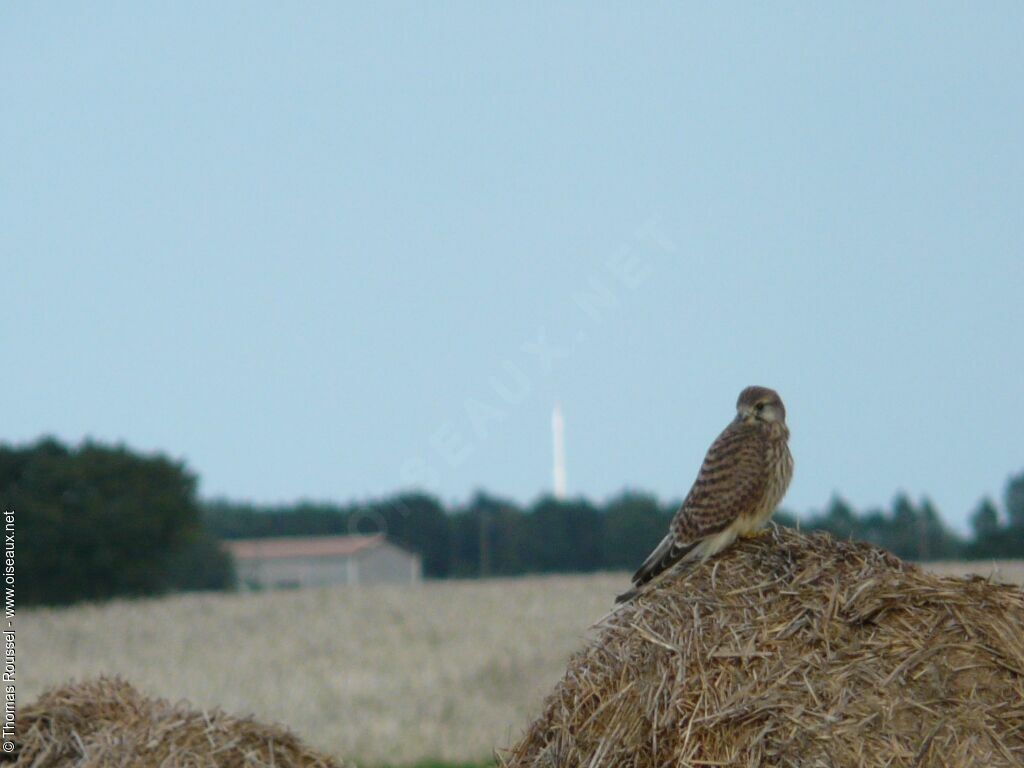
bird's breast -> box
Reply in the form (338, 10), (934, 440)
(744, 435), (793, 529)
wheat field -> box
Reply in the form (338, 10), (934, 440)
(22, 573), (622, 765)
(20, 562), (1024, 766)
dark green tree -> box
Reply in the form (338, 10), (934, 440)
(917, 497), (960, 559)
(853, 508), (889, 548)
(885, 494), (921, 559)
(602, 492), (672, 571)
(970, 497), (1000, 540)
(523, 497), (604, 573)
(459, 492), (529, 577)
(962, 478), (1024, 558)
(817, 496), (858, 539)
(166, 527), (237, 591)
(3, 437), (230, 605)
(1005, 472), (1024, 530)
(373, 493), (452, 578)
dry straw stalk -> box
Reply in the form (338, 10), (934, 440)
(502, 526), (1024, 768)
(17, 676), (350, 768)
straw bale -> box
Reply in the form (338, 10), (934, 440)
(502, 526), (1024, 768)
(16, 676), (349, 768)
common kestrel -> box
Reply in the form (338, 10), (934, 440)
(617, 386), (793, 603)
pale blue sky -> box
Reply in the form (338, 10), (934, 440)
(4, 4), (1023, 531)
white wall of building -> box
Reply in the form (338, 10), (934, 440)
(236, 542), (421, 591)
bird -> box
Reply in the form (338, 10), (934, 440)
(616, 386), (793, 603)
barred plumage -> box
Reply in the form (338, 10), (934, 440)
(617, 386), (793, 603)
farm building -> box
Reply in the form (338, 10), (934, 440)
(224, 534), (421, 591)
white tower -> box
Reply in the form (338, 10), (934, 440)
(552, 403), (567, 500)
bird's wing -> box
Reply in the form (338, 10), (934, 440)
(617, 532), (698, 602)
(623, 423), (768, 595)
(671, 421), (769, 543)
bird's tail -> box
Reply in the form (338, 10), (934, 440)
(615, 534), (697, 603)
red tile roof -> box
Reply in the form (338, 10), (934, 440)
(223, 534), (386, 561)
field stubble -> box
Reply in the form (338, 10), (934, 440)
(22, 573), (620, 765)
(21, 561), (1023, 765)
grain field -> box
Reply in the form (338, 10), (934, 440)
(22, 573), (622, 765)
(20, 562), (1022, 765)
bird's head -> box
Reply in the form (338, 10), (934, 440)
(736, 386), (787, 425)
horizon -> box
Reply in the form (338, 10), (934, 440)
(7, 431), (1018, 535)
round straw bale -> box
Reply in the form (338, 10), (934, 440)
(502, 526), (1024, 768)
(17, 676), (349, 768)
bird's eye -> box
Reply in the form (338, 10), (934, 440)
(755, 403), (765, 412)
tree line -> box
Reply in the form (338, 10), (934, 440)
(4, 437), (1023, 605)
(206, 479), (1024, 579)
